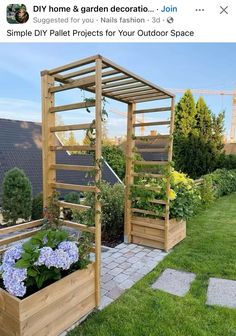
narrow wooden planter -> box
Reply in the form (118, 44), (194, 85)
(131, 216), (186, 251)
(0, 263), (96, 336)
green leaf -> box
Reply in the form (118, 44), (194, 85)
(15, 259), (30, 269)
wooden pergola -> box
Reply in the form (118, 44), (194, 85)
(41, 54), (175, 306)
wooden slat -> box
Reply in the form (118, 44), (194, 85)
(50, 145), (95, 151)
(49, 101), (95, 113)
(0, 219), (43, 235)
(58, 201), (91, 211)
(61, 64), (108, 80)
(102, 56), (174, 98)
(0, 228), (41, 247)
(60, 220), (95, 233)
(133, 121), (170, 128)
(134, 107), (172, 114)
(112, 86), (152, 96)
(51, 182), (97, 193)
(134, 197), (166, 205)
(131, 208), (158, 216)
(51, 164), (95, 172)
(47, 55), (97, 75)
(102, 74), (128, 84)
(135, 95), (171, 103)
(101, 79), (137, 89)
(101, 69), (120, 77)
(137, 148), (167, 153)
(49, 75), (96, 93)
(118, 89), (157, 98)
(134, 160), (169, 166)
(132, 172), (164, 178)
(131, 218), (165, 230)
(131, 231), (165, 243)
(50, 123), (95, 132)
(103, 83), (145, 94)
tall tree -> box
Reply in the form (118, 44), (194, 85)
(174, 90), (197, 138)
(195, 97), (212, 140)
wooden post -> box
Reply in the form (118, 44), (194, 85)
(124, 102), (136, 243)
(164, 97), (175, 251)
(94, 58), (102, 307)
(41, 72), (56, 207)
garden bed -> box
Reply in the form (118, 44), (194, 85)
(131, 216), (186, 250)
(0, 263), (96, 336)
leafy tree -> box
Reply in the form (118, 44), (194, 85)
(174, 90), (197, 138)
(102, 145), (126, 180)
(174, 91), (225, 178)
(2, 168), (32, 224)
(195, 97), (212, 140)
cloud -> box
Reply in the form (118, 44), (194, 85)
(0, 97), (41, 121)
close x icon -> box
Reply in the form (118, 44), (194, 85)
(220, 6), (229, 14)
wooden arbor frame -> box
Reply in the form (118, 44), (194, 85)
(41, 54), (175, 305)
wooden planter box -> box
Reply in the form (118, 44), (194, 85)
(0, 263), (96, 336)
(131, 216), (186, 251)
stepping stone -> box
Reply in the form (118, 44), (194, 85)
(152, 268), (196, 297)
(207, 278), (236, 308)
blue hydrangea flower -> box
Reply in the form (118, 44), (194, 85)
(58, 241), (79, 264)
(2, 266), (27, 297)
(2, 244), (23, 269)
(34, 247), (54, 267)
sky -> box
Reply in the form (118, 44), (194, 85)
(0, 43), (235, 139)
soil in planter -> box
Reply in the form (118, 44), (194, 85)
(102, 232), (123, 248)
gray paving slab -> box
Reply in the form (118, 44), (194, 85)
(152, 268), (196, 297)
(207, 277), (236, 308)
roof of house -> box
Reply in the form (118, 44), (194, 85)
(0, 118), (121, 202)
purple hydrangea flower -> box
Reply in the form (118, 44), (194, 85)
(34, 247), (54, 267)
(58, 241), (79, 264)
(3, 267), (27, 297)
(2, 244), (23, 269)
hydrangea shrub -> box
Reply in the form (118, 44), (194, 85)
(0, 229), (91, 298)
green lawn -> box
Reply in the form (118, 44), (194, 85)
(69, 194), (236, 336)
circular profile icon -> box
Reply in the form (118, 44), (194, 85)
(15, 4), (29, 23)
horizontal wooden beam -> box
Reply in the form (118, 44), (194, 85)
(101, 79), (137, 89)
(49, 101), (95, 113)
(101, 69), (120, 78)
(132, 172), (164, 178)
(50, 123), (95, 132)
(50, 145), (95, 151)
(130, 93), (165, 101)
(58, 201), (91, 211)
(134, 107), (172, 114)
(103, 83), (145, 94)
(135, 95), (171, 103)
(0, 229), (41, 247)
(102, 74), (128, 84)
(111, 86), (152, 97)
(131, 231), (165, 243)
(47, 55), (98, 75)
(51, 182), (98, 193)
(62, 64), (108, 80)
(149, 199), (167, 205)
(133, 121), (170, 128)
(60, 220), (95, 234)
(131, 218), (165, 230)
(118, 89), (158, 99)
(137, 147), (168, 153)
(50, 164), (95, 172)
(132, 184), (161, 192)
(135, 135), (170, 141)
(0, 219), (43, 235)
(49, 75), (95, 93)
(131, 208), (158, 216)
(134, 160), (169, 166)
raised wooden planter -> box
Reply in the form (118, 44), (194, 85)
(0, 263), (96, 336)
(131, 216), (186, 251)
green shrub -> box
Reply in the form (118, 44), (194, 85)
(216, 153), (236, 170)
(131, 170), (200, 220)
(31, 193), (43, 220)
(63, 192), (80, 220)
(2, 168), (32, 224)
(64, 192), (80, 204)
(198, 175), (215, 209)
(73, 182), (125, 240)
(102, 145), (125, 180)
(207, 169), (236, 198)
